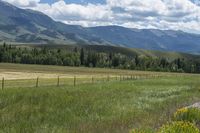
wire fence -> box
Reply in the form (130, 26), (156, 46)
(0, 74), (170, 90)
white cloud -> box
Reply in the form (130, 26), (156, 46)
(31, 1), (113, 22)
(2, 0), (200, 33)
(5, 0), (40, 7)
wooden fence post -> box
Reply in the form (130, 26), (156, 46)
(2, 77), (4, 90)
(74, 76), (76, 86)
(92, 76), (94, 84)
(57, 76), (60, 87)
(36, 77), (39, 88)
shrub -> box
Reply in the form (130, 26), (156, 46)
(158, 121), (199, 133)
(173, 107), (200, 125)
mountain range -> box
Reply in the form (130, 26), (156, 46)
(1, 0), (200, 54)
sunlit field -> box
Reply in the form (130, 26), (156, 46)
(0, 63), (199, 133)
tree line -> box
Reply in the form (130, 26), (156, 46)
(0, 43), (200, 73)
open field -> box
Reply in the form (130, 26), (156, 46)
(0, 63), (197, 80)
(0, 63), (179, 89)
(0, 63), (200, 132)
(0, 63), (175, 89)
(0, 63), (197, 89)
(0, 63), (176, 79)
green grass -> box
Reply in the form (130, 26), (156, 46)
(0, 76), (200, 133)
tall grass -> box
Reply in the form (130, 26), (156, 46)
(0, 76), (199, 133)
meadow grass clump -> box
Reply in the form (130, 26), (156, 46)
(158, 121), (199, 133)
(130, 129), (154, 133)
(173, 107), (200, 126)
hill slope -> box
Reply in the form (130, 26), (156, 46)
(1, 43), (200, 73)
(0, 1), (108, 45)
(88, 26), (200, 54)
(30, 44), (200, 62)
(1, 0), (200, 54)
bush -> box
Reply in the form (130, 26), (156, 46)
(158, 121), (199, 133)
(173, 107), (200, 125)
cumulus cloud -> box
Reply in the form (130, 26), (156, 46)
(2, 0), (200, 33)
(5, 0), (40, 7)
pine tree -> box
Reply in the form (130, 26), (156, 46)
(80, 48), (85, 65)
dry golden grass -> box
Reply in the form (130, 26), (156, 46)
(0, 63), (197, 80)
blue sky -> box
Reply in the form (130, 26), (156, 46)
(3, 0), (200, 34)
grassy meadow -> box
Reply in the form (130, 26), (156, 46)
(0, 63), (200, 132)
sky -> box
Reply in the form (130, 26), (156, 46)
(3, 0), (200, 33)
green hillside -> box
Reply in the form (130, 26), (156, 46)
(1, 43), (200, 73)
(30, 44), (200, 61)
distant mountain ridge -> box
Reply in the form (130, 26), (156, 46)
(88, 26), (200, 54)
(1, 0), (200, 54)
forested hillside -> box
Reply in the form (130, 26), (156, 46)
(0, 43), (200, 73)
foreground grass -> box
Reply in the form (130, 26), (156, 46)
(0, 76), (200, 133)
